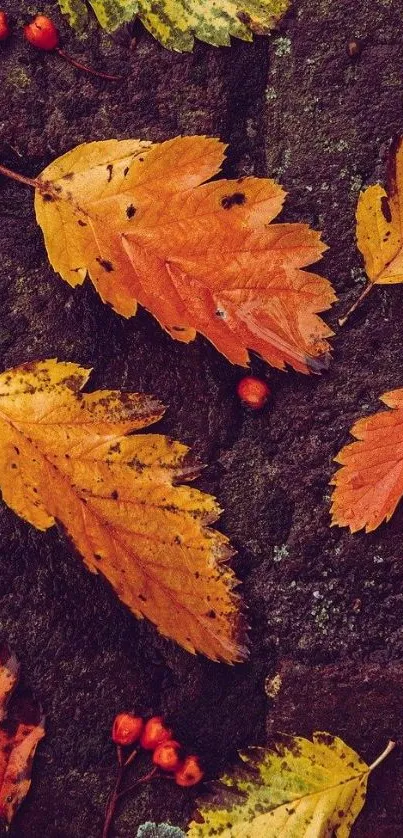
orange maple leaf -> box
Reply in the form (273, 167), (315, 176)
(0, 645), (44, 825)
(33, 136), (335, 373)
(331, 389), (403, 532)
(0, 359), (245, 662)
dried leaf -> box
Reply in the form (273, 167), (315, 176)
(0, 359), (245, 662)
(188, 733), (394, 837)
(35, 136), (335, 374)
(331, 388), (403, 533)
(0, 645), (45, 825)
(58, 0), (290, 51)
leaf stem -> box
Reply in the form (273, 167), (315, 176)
(0, 163), (41, 190)
(56, 48), (122, 81)
(368, 740), (396, 772)
(338, 281), (373, 326)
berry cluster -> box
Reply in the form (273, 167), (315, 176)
(112, 713), (204, 787)
(103, 714), (204, 837)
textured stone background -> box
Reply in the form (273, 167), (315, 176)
(1, 1), (403, 835)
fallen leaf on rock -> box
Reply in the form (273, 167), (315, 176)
(187, 733), (395, 837)
(331, 388), (403, 532)
(0, 359), (245, 662)
(0, 644), (44, 825)
(33, 135), (334, 374)
(58, 0), (290, 51)
(340, 137), (403, 325)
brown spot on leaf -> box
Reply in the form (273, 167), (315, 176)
(381, 196), (392, 223)
(221, 192), (246, 210)
(96, 258), (114, 273)
(126, 204), (136, 219)
(106, 164), (113, 183)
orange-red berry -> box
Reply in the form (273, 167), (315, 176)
(175, 755), (204, 787)
(111, 713), (144, 746)
(140, 716), (172, 751)
(236, 376), (270, 410)
(24, 15), (59, 51)
(153, 739), (182, 772)
(0, 11), (10, 41)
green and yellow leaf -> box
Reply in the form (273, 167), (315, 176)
(188, 733), (395, 837)
(58, 0), (290, 51)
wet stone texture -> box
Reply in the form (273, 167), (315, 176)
(1, 0), (403, 835)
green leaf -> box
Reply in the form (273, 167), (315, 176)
(58, 0), (290, 50)
(188, 734), (395, 837)
(59, 0), (139, 32)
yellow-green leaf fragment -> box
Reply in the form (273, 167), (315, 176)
(188, 733), (395, 837)
(58, 0), (290, 50)
(59, 0), (139, 31)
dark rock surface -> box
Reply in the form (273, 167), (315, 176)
(0, 0), (403, 835)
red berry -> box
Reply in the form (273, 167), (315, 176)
(175, 755), (204, 787)
(236, 376), (270, 410)
(0, 11), (10, 41)
(111, 713), (144, 746)
(140, 716), (172, 750)
(153, 740), (182, 772)
(24, 15), (59, 51)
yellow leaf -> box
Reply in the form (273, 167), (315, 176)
(330, 388), (403, 533)
(34, 136), (335, 374)
(188, 734), (395, 838)
(58, 0), (290, 51)
(0, 359), (245, 662)
(339, 138), (403, 326)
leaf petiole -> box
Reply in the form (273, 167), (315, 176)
(0, 163), (41, 191)
(368, 740), (396, 773)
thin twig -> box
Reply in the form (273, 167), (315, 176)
(57, 49), (122, 81)
(102, 748), (125, 838)
(116, 766), (159, 800)
(124, 747), (138, 768)
(338, 281), (373, 326)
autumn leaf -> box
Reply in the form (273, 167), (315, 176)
(58, 0), (290, 51)
(330, 388), (403, 533)
(188, 733), (395, 837)
(32, 136), (334, 374)
(0, 644), (45, 825)
(340, 137), (403, 325)
(0, 359), (245, 662)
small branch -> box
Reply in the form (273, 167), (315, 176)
(57, 49), (122, 81)
(368, 740), (396, 772)
(338, 281), (373, 327)
(116, 766), (159, 800)
(102, 747), (125, 838)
